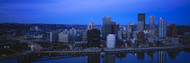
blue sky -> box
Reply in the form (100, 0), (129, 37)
(0, 0), (190, 25)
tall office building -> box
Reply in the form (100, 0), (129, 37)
(149, 15), (155, 37)
(58, 32), (69, 42)
(30, 26), (39, 31)
(101, 16), (112, 40)
(81, 30), (87, 41)
(168, 23), (177, 38)
(50, 31), (58, 42)
(111, 22), (116, 34)
(63, 29), (69, 34)
(107, 34), (116, 48)
(87, 29), (100, 47)
(138, 13), (145, 32)
(111, 22), (119, 34)
(159, 17), (167, 38)
(118, 29), (123, 39)
(87, 21), (95, 30)
(69, 28), (77, 41)
(127, 22), (132, 40)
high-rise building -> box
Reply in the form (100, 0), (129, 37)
(101, 16), (112, 40)
(111, 22), (116, 34)
(107, 34), (116, 48)
(30, 26), (39, 31)
(81, 30), (87, 41)
(168, 23), (177, 38)
(159, 17), (167, 38)
(87, 29), (100, 47)
(87, 21), (95, 30)
(76, 29), (82, 41)
(149, 15), (155, 37)
(138, 13), (145, 32)
(58, 32), (69, 42)
(111, 22), (119, 34)
(63, 29), (69, 34)
(127, 22), (132, 40)
(137, 31), (145, 44)
(69, 28), (77, 41)
(118, 29), (123, 39)
(50, 31), (58, 42)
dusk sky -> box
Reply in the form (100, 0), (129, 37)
(0, 0), (190, 25)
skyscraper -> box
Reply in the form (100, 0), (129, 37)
(159, 17), (167, 38)
(127, 22), (132, 40)
(111, 22), (119, 34)
(69, 28), (77, 41)
(107, 34), (116, 48)
(118, 29), (123, 39)
(168, 23), (177, 38)
(50, 31), (58, 42)
(138, 13), (145, 32)
(101, 16), (112, 40)
(149, 15), (155, 37)
(87, 29), (100, 47)
(87, 21), (95, 30)
(58, 32), (69, 42)
(111, 22), (116, 34)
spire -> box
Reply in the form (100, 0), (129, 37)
(87, 21), (95, 30)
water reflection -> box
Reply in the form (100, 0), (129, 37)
(1, 50), (190, 63)
(88, 54), (100, 63)
(157, 51), (166, 63)
(102, 54), (115, 63)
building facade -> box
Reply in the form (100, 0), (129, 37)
(149, 15), (155, 37)
(50, 31), (58, 42)
(102, 16), (112, 40)
(168, 23), (177, 38)
(159, 17), (167, 38)
(138, 13), (145, 32)
(69, 28), (77, 42)
(87, 29), (100, 47)
(87, 21), (95, 30)
(58, 32), (69, 42)
(107, 34), (116, 48)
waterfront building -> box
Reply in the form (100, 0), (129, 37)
(87, 21), (95, 30)
(87, 29), (101, 47)
(69, 28), (77, 42)
(50, 31), (58, 42)
(168, 23), (177, 38)
(107, 34), (116, 48)
(138, 13), (145, 32)
(127, 22), (132, 40)
(159, 17), (167, 38)
(149, 15), (155, 37)
(101, 16), (112, 40)
(58, 32), (69, 42)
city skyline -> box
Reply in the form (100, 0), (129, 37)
(0, 0), (190, 25)
(1, 0), (190, 63)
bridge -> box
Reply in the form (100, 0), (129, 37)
(0, 46), (184, 61)
(34, 46), (182, 54)
(13, 38), (43, 50)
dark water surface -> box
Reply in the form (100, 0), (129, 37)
(1, 50), (190, 63)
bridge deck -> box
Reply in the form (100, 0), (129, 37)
(34, 46), (181, 53)
(0, 46), (183, 61)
